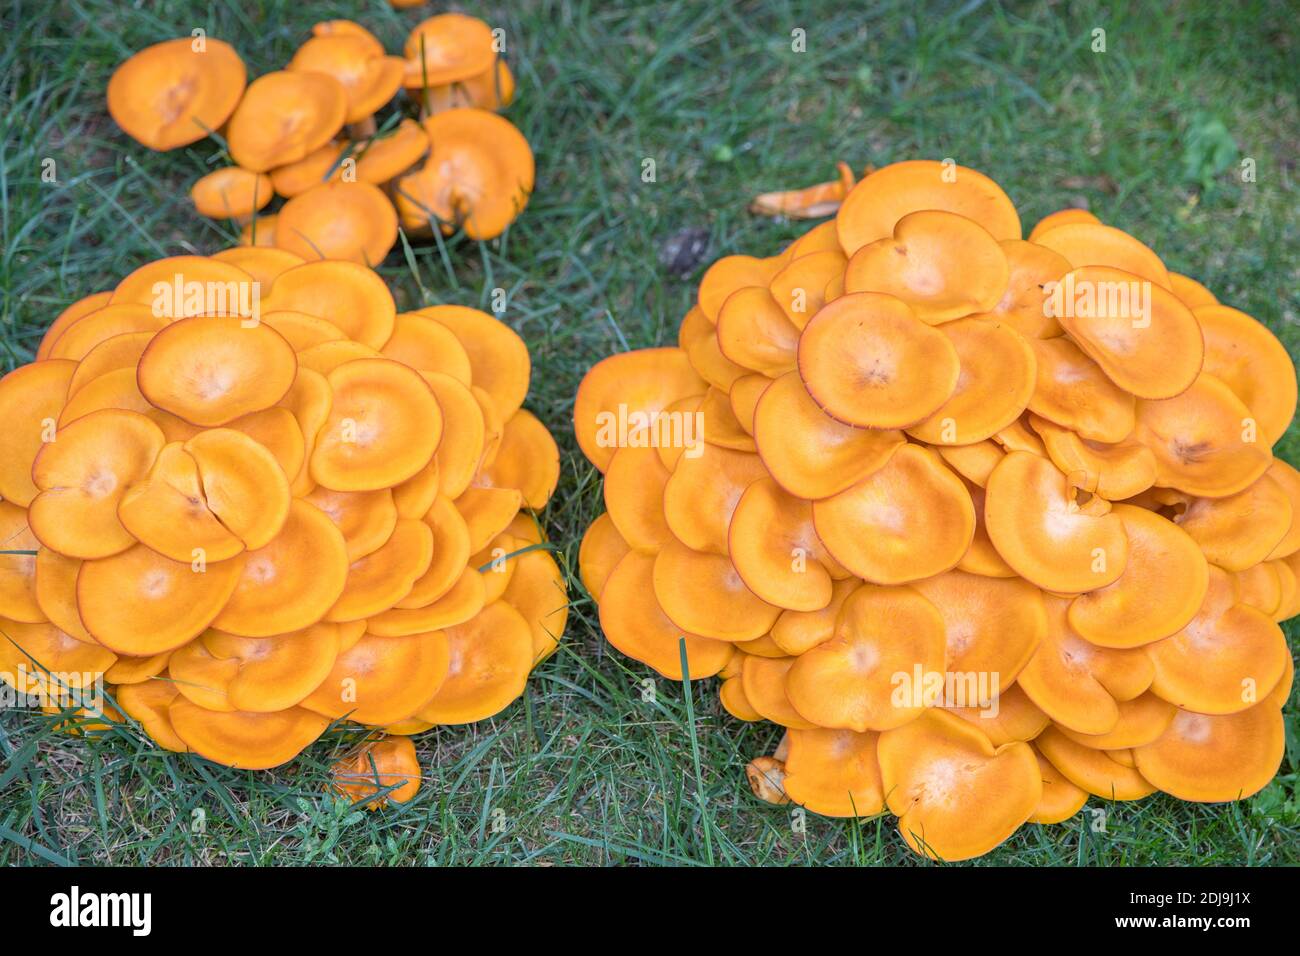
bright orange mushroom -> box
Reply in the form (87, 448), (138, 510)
(107, 37), (246, 151)
(394, 109), (534, 241)
(785, 584), (947, 732)
(190, 167), (273, 220)
(1133, 704), (1284, 802)
(276, 181), (399, 266)
(287, 35), (405, 134)
(169, 700), (330, 769)
(877, 709), (1041, 860)
(798, 292), (960, 429)
(836, 160), (1021, 255)
(226, 70), (348, 173)
(1193, 304), (1297, 447)
(331, 735), (422, 807)
(844, 210), (1010, 324)
(0, 359), (76, 506)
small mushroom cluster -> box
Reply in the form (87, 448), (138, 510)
(575, 160), (1297, 860)
(106, 13), (533, 264)
(0, 249), (566, 792)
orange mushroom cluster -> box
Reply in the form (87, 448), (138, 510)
(0, 251), (565, 792)
(106, 13), (533, 264)
(575, 159), (1297, 860)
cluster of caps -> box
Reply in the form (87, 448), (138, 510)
(106, 13), (534, 264)
(574, 160), (1297, 861)
(0, 247), (566, 793)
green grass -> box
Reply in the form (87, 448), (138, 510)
(2, 0), (1298, 865)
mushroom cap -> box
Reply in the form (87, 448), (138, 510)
(239, 214), (278, 247)
(768, 249), (848, 330)
(598, 551), (734, 679)
(212, 499), (349, 637)
(573, 347), (706, 472)
(173, 623), (341, 713)
(1146, 566), (1288, 714)
(366, 564), (486, 636)
(577, 513), (630, 602)
(745, 755), (790, 805)
(454, 485), (523, 554)
(478, 409), (559, 510)
(1175, 473), (1291, 571)
(0, 502), (43, 622)
(1034, 727), (1156, 800)
(1055, 692), (1177, 750)
(735, 655), (815, 729)
(812, 444), (975, 585)
(227, 70), (348, 172)
(906, 318), (1036, 445)
(602, 446), (673, 553)
(303, 629), (451, 725)
(984, 451), (1129, 593)
(77, 546), (246, 655)
(836, 160), (1021, 255)
(190, 166), (273, 220)
(311, 358), (442, 491)
(418, 304), (531, 417)
(137, 316), (297, 427)
(66, 333), (151, 400)
(1031, 221), (1172, 289)
(211, 247), (305, 287)
(946, 682), (1050, 746)
(715, 287), (799, 376)
(33, 548), (95, 642)
(1029, 415), (1157, 501)
(381, 313), (473, 384)
(502, 546), (569, 662)
(169, 700), (329, 769)
(394, 109), (534, 241)
(1055, 266), (1204, 399)
(1026, 335), (1136, 443)
(0, 359), (77, 506)
(109, 255), (256, 313)
(679, 305), (746, 390)
(877, 709), (1041, 860)
(1134, 373), (1272, 498)
(117, 442), (245, 562)
(395, 495), (470, 607)
(1028, 752), (1089, 824)
(719, 675), (762, 721)
(1026, 207), (1099, 241)
(0, 620), (117, 694)
(984, 239), (1072, 338)
(115, 680), (186, 752)
(331, 735), (422, 807)
(769, 578), (859, 657)
(781, 728), (884, 817)
(184, 428), (292, 549)
(697, 255), (780, 324)
(312, 19), (385, 56)
(261, 260), (397, 348)
(29, 408), (165, 559)
(45, 304), (167, 361)
(304, 487), (398, 561)
(785, 584), (948, 732)
(1016, 596), (1153, 735)
(327, 519), (434, 621)
(1265, 459), (1300, 559)
(662, 444), (766, 555)
(729, 477), (843, 611)
(652, 539), (782, 642)
(107, 37), (246, 151)
(38, 292), (114, 360)
(1133, 703), (1284, 802)
(402, 13), (497, 86)
(844, 210), (1010, 324)
(268, 140), (348, 198)
(276, 180), (399, 266)
(1193, 304), (1297, 447)
(1169, 271), (1218, 308)
(798, 293), (960, 429)
(355, 119), (430, 183)
(1067, 504), (1208, 648)
(910, 569), (1045, 693)
(418, 601), (534, 724)
(288, 35), (405, 124)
